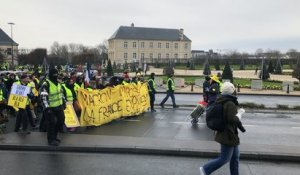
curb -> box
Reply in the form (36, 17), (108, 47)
(154, 104), (300, 114)
(0, 143), (300, 162)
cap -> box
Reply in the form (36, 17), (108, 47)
(210, 74), (220, 83)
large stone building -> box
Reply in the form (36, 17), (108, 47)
(108, 24), (192, 65)
(0, 28), (18, 65)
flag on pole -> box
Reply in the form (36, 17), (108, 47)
(42, 57), (49, 74)
(84, 62), (91, 86)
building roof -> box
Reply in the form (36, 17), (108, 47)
(109, 26), (191, 42)
(0, 28), (18, 46)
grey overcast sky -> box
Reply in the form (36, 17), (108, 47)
(1, 0), (299, 53)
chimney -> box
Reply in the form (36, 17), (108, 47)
(179, 28), (184, 40)
(131, 23), (134, 27)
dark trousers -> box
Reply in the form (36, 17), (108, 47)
(149, 93), (155, 110)
(46, 106), (65, 142)
(14, 106), (30, 132)
(160, 90), (176, 107)
(26, 105), (35, 127)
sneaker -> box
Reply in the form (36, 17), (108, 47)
(48, 140), (60, 146)
(173, 105), (179, 108)
(55, 138), (61, 143)
(160, 104), (164, 108)
(151, 109), (156, 112)
(199, 167), (205, 175)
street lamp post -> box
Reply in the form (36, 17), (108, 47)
(8, 22), (15, 66)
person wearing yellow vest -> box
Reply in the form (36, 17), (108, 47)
(14, 74), (34, 134)
(159, 74), (179, 108)
(74, 76), (85, 95)
(148, 73), (156, 112)
(40, 68), (66, 146)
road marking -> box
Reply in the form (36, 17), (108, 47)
(124, 119), (141, 122)
(292, 127), (300, 129)
(171, 121), (206, 125)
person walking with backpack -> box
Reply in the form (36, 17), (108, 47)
(199, 82), (246, 175)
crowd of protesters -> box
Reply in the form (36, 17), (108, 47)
(0, 64), (147, 146)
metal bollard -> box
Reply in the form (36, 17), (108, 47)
(191, 83), (194, 92)
(237, 84), (240, 92)
(287, 84), (289, 94)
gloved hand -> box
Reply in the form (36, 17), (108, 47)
(237, 121), (246, 133)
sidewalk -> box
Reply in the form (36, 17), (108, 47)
(1, 132), (300, 162)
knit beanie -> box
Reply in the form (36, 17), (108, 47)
(221, 82), (236, 95)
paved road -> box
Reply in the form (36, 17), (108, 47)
(71, 108), (300, 147)
(0, 150), (299, 175)
(155, 94), (300, 108)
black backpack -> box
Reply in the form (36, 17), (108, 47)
(205, 101), (227, 132)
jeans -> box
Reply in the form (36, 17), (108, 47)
(160, 90), (176, 106)
(203, 144), (240, 175)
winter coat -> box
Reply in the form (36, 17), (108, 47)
(214, 95), (245, 146)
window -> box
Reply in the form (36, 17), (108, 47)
(174, 53), (178, 59)
(184, 54), (188, 59)
(133, 42), (136, 48)
(184, 43), (188, 49)
(158, 53), (161, 59)
(150, 53), (153, 59)
(124, 53), (127, 59)
(150, 42), (153, 48)
(6, 48), (12, 55)
(175, 43), (178, 49)
(166, 43), (169, 49)
(133, 53), (137, 59)
(166, 53), (169, 59)
(141, 42), (144, 48)
(158, 43), (161, 48)
(124, 41), (128, 48)
(141, 53), (145, 59)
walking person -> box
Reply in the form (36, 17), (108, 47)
(40, 68), (66, 146)
(148, 73), (156, 112)
(159, 74), (178, 108)
(199, 82), (246, 175)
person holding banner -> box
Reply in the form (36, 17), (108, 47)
(14, 74), (34, 134)
(159, 74), (179, 108)
(40, 68), (66, 146)
(148, 73), (156, 112)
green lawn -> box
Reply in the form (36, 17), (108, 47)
(149, 75), (284, 90)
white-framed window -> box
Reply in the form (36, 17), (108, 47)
(184, 54), (188, 59)
(166, 53), (169, 59)
(124, 53), (128, 59)
(166, 43), (169, 49)
(158, 43), (161, 48)
(141, 53), (145, 59)
(175, 43), (178, 49)
(158, 53), (161, 59)
(184, 43), (188, 49)
(133, 53), (136, 59)
(150, 42), (153, 48)
(133, 42), (136, 48)
(124, 41), (128, 48)
(174, 53), (178, 59)
(141, 42), (144, 48)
